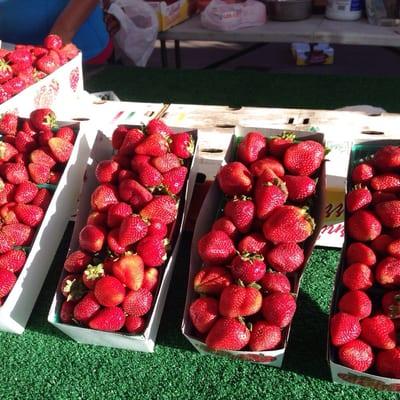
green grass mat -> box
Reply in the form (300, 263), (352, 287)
(0, 68), (399, 399)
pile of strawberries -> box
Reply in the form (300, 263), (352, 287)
(0, 34), (79, 104)
(58, 120), (194, 333)
(0, 108), (76, 304)
(330, 145), (400, 379)
(188, 131), (325, 352)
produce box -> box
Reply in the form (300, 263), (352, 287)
(328, 139), (400, 392)
(147, 0), (191, 31)
(48, 123), (198, 352)
(182, 127), (326, 366)
(0, 112), (94, 334)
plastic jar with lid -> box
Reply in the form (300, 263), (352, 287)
(325, 0), (362, 21)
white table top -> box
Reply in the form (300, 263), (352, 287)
(158, 15), (400, 47)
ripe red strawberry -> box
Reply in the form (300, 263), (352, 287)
(360, 314), (396, 350)
(36, 54), (60, 74)
(0, 142), (18, 162)
(139, 195), (177, 224)
(343, 263), (373, 291)
(338, 290), (372, 320)
(330, 312), (361, 346)
(94, 276), (125, 307)
(375, 200), (400, 228)
(250, 157), (285, 178)
(88, 306), (126, 332)
(137, 163), (162, 188)
(29, 108), (57, 131)
(90, 184), (119, 212)
(146, 119), (174, 137)
(13, 204), (44, 227)
(112, 253), (144, 290)
(3, 162), (29, 184)
(82, 263), (105, 289)
(0, 202), (18, 225)
(151, 153), (181, 173)
(371, 173), (400, 193)
(59, 300), (77, 323)
(193, 265), (232, 295)
(118, 169), (134, 182)
(111, 125), (128, 150)
(0, 231), (13, 254)
(0, 59), (13, 84)
(205, 317), (250, 351)
(2, 76), (26, 96)
(55, 126), (75, 143)
(231, 254), (266, 284)
(375, 257), (400, 288)
(0, 268), (17, 298)
(259, 270), (291, 293)
(147, 219), (168, 239)
(118, 128), (144, 156)
(219, 284), (262, 318)
(135, 133), (168, 157)
(371, 234), (393, 255)
(267, 242), (304, 273)
(262, 205), (315, 244)
(106, 202), (132, 228)
(169, 132), (194, 159)
(381, 291), (400, 319)
(122, 288), (153, 317)
(373, 145), (400, 171)
(28, 162), (50, 184)
(118, 214), (148, 247)
(197, 230), (236, 264)
(95, 160), (119, 183)
(125, 316), (145, 334)
(79, 224), (105, 253)
(43, 34), (63, 50)
(346, 187), (372, 213)
(237, 131), (267, 164)
(249, 321), (282, 351)
(372, 191), (397, 206)
(48, 137), (73, 163)
(37, 127), (53, 147)
(0, 182), (14, 207)
(113, 153), (131, 169)
(136, 236), (167, 267)
(282, 175), (316, 202)
(338, 339), (374, 372)
(237, 232), (269, 255)
(224, 197), (255, 233)
(64, 250), (91, 274)
(0, 113), (18, 136)
(261, 292), (296, 328)
(211, 217), (238, 240)
(162, 166), (188, 195)
(32, 188), (52, 210)
(6, 48), (32, 66)
(118, 179), (153, 210)
(216, 162), (253, 196)
(58, 43), (79, 60)
(351, 162), (375, 185)
(73, 291), (101, 323)
(347, 210), (382, 242)
(189, 297), (219, 334)
(2, 223), (33, 246)
(254, 177), (287, 220)
(0, 249), (26, 273)
(346, 242), (376, 267)
(268, 132), (296, 158)
(0, 86), (11, 104)
(142, 267), (159, 292)
(107, 228), (126, 255)
(49, 170), (62, 185)
(376, 348), (400, 378)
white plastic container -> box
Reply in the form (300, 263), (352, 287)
(325, 0), (362, 20)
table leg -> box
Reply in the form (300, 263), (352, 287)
(160, 39), (168, 68)
(175, 40), (181, 69)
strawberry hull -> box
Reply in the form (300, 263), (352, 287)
(0, 118), (93, 334)
(48, 125), (198, 352)
(328, 139), (400, 392)
(182, 128), (326, 366)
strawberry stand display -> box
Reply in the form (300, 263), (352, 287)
(48, 119), (198, 352)
(328, 141), (400, 392)
(0, 34), (83, 117)
(0, 108), (91, 334)
(182, 127), (326, 366)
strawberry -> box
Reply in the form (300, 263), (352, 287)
(375, 257), (400, 288)
(30, 109), (57, 132)
(371, 173), (400, 193)
(0, 86), (11, 104)
(338, 290), (372, 320)
(2, 77), (26, 96)
(347, 210), (382, 242)
(259, 271), (291, 293)
(3, 162), (29, 184)
(43, 34), (63, 50)
(73, 291), (101, 323)
(262, 205), (315, 244)
(230, 254), (266, 284)
(146, 119), (174, 137)
(376, 348), (400, 378)
(162, 166), (188, 195)
(2, 223), (33, 246)
(346, 187), (372, 213)
(82, 263), (105, 289)
(330, 312), (361, 346)
(95, 160), (119, 183)
(224, 196), (255, 233)
(118, 179), (153, 210)
(373, 145), (400, 171)
(142, 267), (159, 292)
(193, 265), (232, 295)
(371, 234), (393, 255)
(107, 228), (126, 255)
(111, 126), (128, 150)
(261, 292), (296, 328)
(342, 263), (373, 291)
(48, 137), (73, 163)
(0, 249), (26, 273)
(375, 200), (400, 228)
(118, 128), (144, 156)
(117, 169), (135, 182)
(35, 54), (60, 74)
(197, 230), (236, 264)
(381, 291), (400, 319)
(88, 306), (126, 332)
(250, 157), (285, 178)
(118, 214), (148, 247)
(78, 225), (105, 253)
(346, 242), (376, 267)
(130, 155), (151, 174)
(0, 268), (17, 298)
(0, 59), (13, 84)
(14, 130), (37, 154)
(216, 162), (253, 196)
(59, 300), (77, 323)
(254, 176), (287, 220)
(189, 297), (219, 334)
(139, 195), (177, 224)
(338, 339), (374, 372)
(237, 232), (269, 255)
(49, 170), (61, 185)
(211, 217), (238, 240)
(64, 250), (92, 274)
(90, 184), (119, 212)
(151, 153), (181, 173)
(86, 211), (105, 227)
(268, 132), (296, 158)
(282, 175), (316, 202)
(122, 288), (153, 316)
(169, 132), (194, 159)
(266, 242), (304, 273)
(106, 202), (132, 228)
(237, 131), (267, 164)
(138, 163), (163, 188)
(136, 236), (167, 267)
(112, 253), (144, 290)
(54, 126), (75, 143)
(360, 314), (396, 350)
(94, 276), (125, 307)
(249, 321), (282, 351)
(0, 231), (13, 254)
(125, 316), (146, 334)
(6, 48), (32, 67)
(0, 142), (18, 162)
(147, 219), (168, 239)
(58, 43), (79, 60)
(135, 133), (168, 157)
(32, 188), (52, 210)
(37, 128), (53, 147)
(0, 182), (14, 206)
(371, 191), (397, 206)
(0, 202), (18, 225)
(13, 204), (44, 227)
(351, 163), (375, 185)
(206, 317), (250, 351)
(28, 162), (50, 184)
(219, 284), (262, 318)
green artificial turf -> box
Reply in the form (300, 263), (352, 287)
(1, 67), (399, 399)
